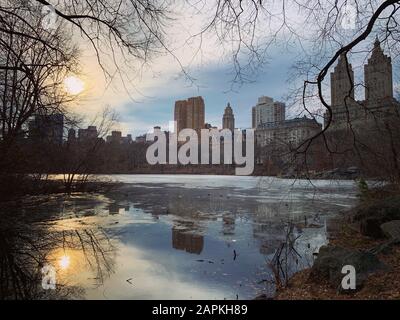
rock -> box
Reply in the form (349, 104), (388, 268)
(346, 166), (359, 173)
(381, 220), (400, 240)
(353, 196), (400, 238)
(309, 246), (386, 291)
(360, 217), (386, 238)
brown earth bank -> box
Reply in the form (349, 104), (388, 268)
(275, 186), (400, 300)
(0, 175), (121, 202)
(10, 164), (363, 178)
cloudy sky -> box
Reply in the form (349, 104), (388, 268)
(107, 48), (298, 138)
(68, 1), (397, 139)
(78, 54), (292, 135)
(65, 2), (309, 138)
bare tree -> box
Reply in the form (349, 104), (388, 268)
(0, 1), (78, 175)
(61, 106), (118, 192)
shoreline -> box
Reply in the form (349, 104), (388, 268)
(274, 191), (400, 300)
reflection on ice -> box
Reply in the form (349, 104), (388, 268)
(59, 255), (71, 270)
(172, 228), (204, 254)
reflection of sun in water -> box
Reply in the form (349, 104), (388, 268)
(64, 76), (84, 95)
(59, 255), (71, 270)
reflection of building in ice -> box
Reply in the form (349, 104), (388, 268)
(253, 222), (285, 255)
(108, 203), (124, 215)
(252, 201), (325, 255)
(254, 203), (281, 220)
(167, 195), (220, 221)
(252, 210), (290, 255)
(222, 212), (236, 236)
(254, 201), (318, 223)
(172, 228), (204, 254)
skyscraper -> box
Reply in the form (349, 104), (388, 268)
(28, 113), (64, 145)
(330, 53), (355, 107)
(252, 96), (285, 128)
(364, 38), (393, 101)
(327, 39), (399, 130)
(222, 102), (235, 131)
(174, 96), (205, 133)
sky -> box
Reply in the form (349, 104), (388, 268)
(74, 42), (301, 139)
(65, 2), (308, 138)
(66, 1), (399, 139)
(113, 50), (298, 137)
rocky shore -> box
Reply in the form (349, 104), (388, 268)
(275, 190), (400, 299)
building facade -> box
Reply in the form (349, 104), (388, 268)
(252, 96), (285, 129)
(67, 128), (77, 143)
(364, 38), (393, 102)
(326, 39), (399, 129)
(78, 126), (98, 142)
(222, 103), (235, 132)
(106, 131), (122, 144)
(106, 131), (133, 144)
(28, 113), (64, 145)
(330, 54), (354, 108)
(256, 116), (322, 148)
(174, 96), (205, 133)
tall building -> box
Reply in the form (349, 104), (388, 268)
(364, 38), (393, 101)
(330, 54), (355, 107)
(256, 117), (322, 148)
(106, 131), (122, 144)
(174, 96), (205, 133)
(105, 131), (133, 144)
(28, 113), (64, 144)
(122, 134), (133, 144)
(252, 96), (285, 128)
(67, 128), (77, 143)
(222, 102), (235, 131)
(78, 126), (98, 142)
(172, 228), (204, 255)
(327, 39), (399, 129)
(252, 97), (322, 164)
(174, 100), (187, 134)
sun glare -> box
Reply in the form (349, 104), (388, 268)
(64, 76), (85, 95)
(59, 255), (71, 270)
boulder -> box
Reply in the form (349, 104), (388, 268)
(360, 217), (386, 239)
(380, 220), (400, 240)
(309, 246), (386, 291)
(353, 196), (400, 238)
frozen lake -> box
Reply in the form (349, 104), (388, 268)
(37, 175), (358, 299)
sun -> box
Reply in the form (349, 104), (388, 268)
(64, 76), (85, 95)
(58, 255), (71, 270)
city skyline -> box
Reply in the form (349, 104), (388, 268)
(27, 37), (399, 151)
(76, 47), (299, 138)
(100, 38), (400, 141)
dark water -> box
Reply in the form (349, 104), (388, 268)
(3, 175), (358, 299)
